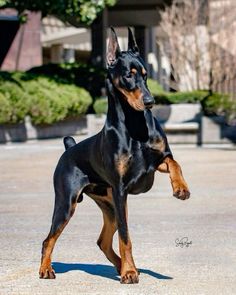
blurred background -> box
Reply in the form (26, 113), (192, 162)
(0, 0), (235, 145)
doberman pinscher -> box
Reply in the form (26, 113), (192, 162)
(39, 28), (190, 284)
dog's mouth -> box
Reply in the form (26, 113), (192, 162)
(143, 96), (155, 110)
(144, 103), (154, 109)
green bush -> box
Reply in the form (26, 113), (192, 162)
(0, 76), (30, 124)
(0, 71), (92, 125)
(147, 79), (164, 97)
(166, 90), (208, 104)
(25, 78), (69, 125)
(94, 98), (108, 114)
(201, 92), (236, 120)
(0, 92), (11, 124)
(29, 63), (106, 99)
(24, 76), (92, 125)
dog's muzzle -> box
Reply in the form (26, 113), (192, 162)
(143, 96), (155, 109)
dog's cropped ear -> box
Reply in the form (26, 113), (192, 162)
(107, 27), (121, 66)
(128, 27), (139, 54)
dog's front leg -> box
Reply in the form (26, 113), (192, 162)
(157, 156), (190, 200)
(112, 188), (139, 284)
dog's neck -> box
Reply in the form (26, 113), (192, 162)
(106, 77), (151, 142)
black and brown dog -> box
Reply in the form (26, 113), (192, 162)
(39, 28), (190, 284)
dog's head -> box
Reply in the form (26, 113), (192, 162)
(107, 28), (155, 111)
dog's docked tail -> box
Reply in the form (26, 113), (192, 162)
(63, 136), (76, 150)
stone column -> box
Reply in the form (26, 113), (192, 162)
(147, 27), (158, 80)
(50, 44), (63, 63)
(134, 26), (148, 64)
(91, 9), (108, 68)
(134, 26), (158, 80)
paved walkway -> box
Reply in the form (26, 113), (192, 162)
(0, 139), (236, 294)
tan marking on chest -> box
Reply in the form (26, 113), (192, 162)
(149, 138), (166, 153)
(116, 154), (131, 177)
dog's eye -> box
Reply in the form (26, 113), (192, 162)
(126, 72), (134, 79)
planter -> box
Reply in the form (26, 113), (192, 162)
(151, 104), (202, 145)
(0, 122), (27, 143)
(201, 115), (236, 144)
(86, 114), (106, 136)
(0, 116), (87, 144)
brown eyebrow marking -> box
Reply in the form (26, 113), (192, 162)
(142, 68), (147, 75)
(131, 68), (137, 74)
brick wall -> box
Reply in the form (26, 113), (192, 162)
(0, 9), (42, 71)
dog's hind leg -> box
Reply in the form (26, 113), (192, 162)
(157, 156), (190, 200)
(88, 188), (121, 274)
(39, 166), (89, 279)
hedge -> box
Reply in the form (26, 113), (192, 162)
(147, 78), (165, 97)
(94, 97), (108, 115)
(0, 74), (30, 124)
(29, 63), (106, 99)
(0, 72), (92, 125)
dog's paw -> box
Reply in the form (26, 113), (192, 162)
(39, 265), (56, 279)
(173, 186), (190, 200)
(120, 270), (139, 284)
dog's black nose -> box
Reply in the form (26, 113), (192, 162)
(143, 96), (155, 109)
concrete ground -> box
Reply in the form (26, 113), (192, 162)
(0, 138), (236, 295)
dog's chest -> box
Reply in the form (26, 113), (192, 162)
(115, 144), (161, 194)
(127, 168), (155, 194)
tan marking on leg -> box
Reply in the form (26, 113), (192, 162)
(157, 157), (190, 200)
(97, 213), (121, 273)
(88, 188), (121, 273)
(157, 162), (168, 173)
(119, 234), (139, 284)
(39, 202), (77, 279)
(118, 203), (139, 284)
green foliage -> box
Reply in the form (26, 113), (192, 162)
(155, 89), (236, 120)
(0, 92), (11, 124)
(2, 0), (116, 25)
(29, 63), (106, 100)
(147, 79), (164, 97)
(0, 0), (7, 6)
(201, 92), (236, 120)
(0, 72), (92, 125)
(147, 80), (208, 105)
(0, 74), (30, 124)
(166, 90), (209, 104)
(93, 98), (108, 114)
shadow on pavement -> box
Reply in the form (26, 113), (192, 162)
(52, 262), (173, 281)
